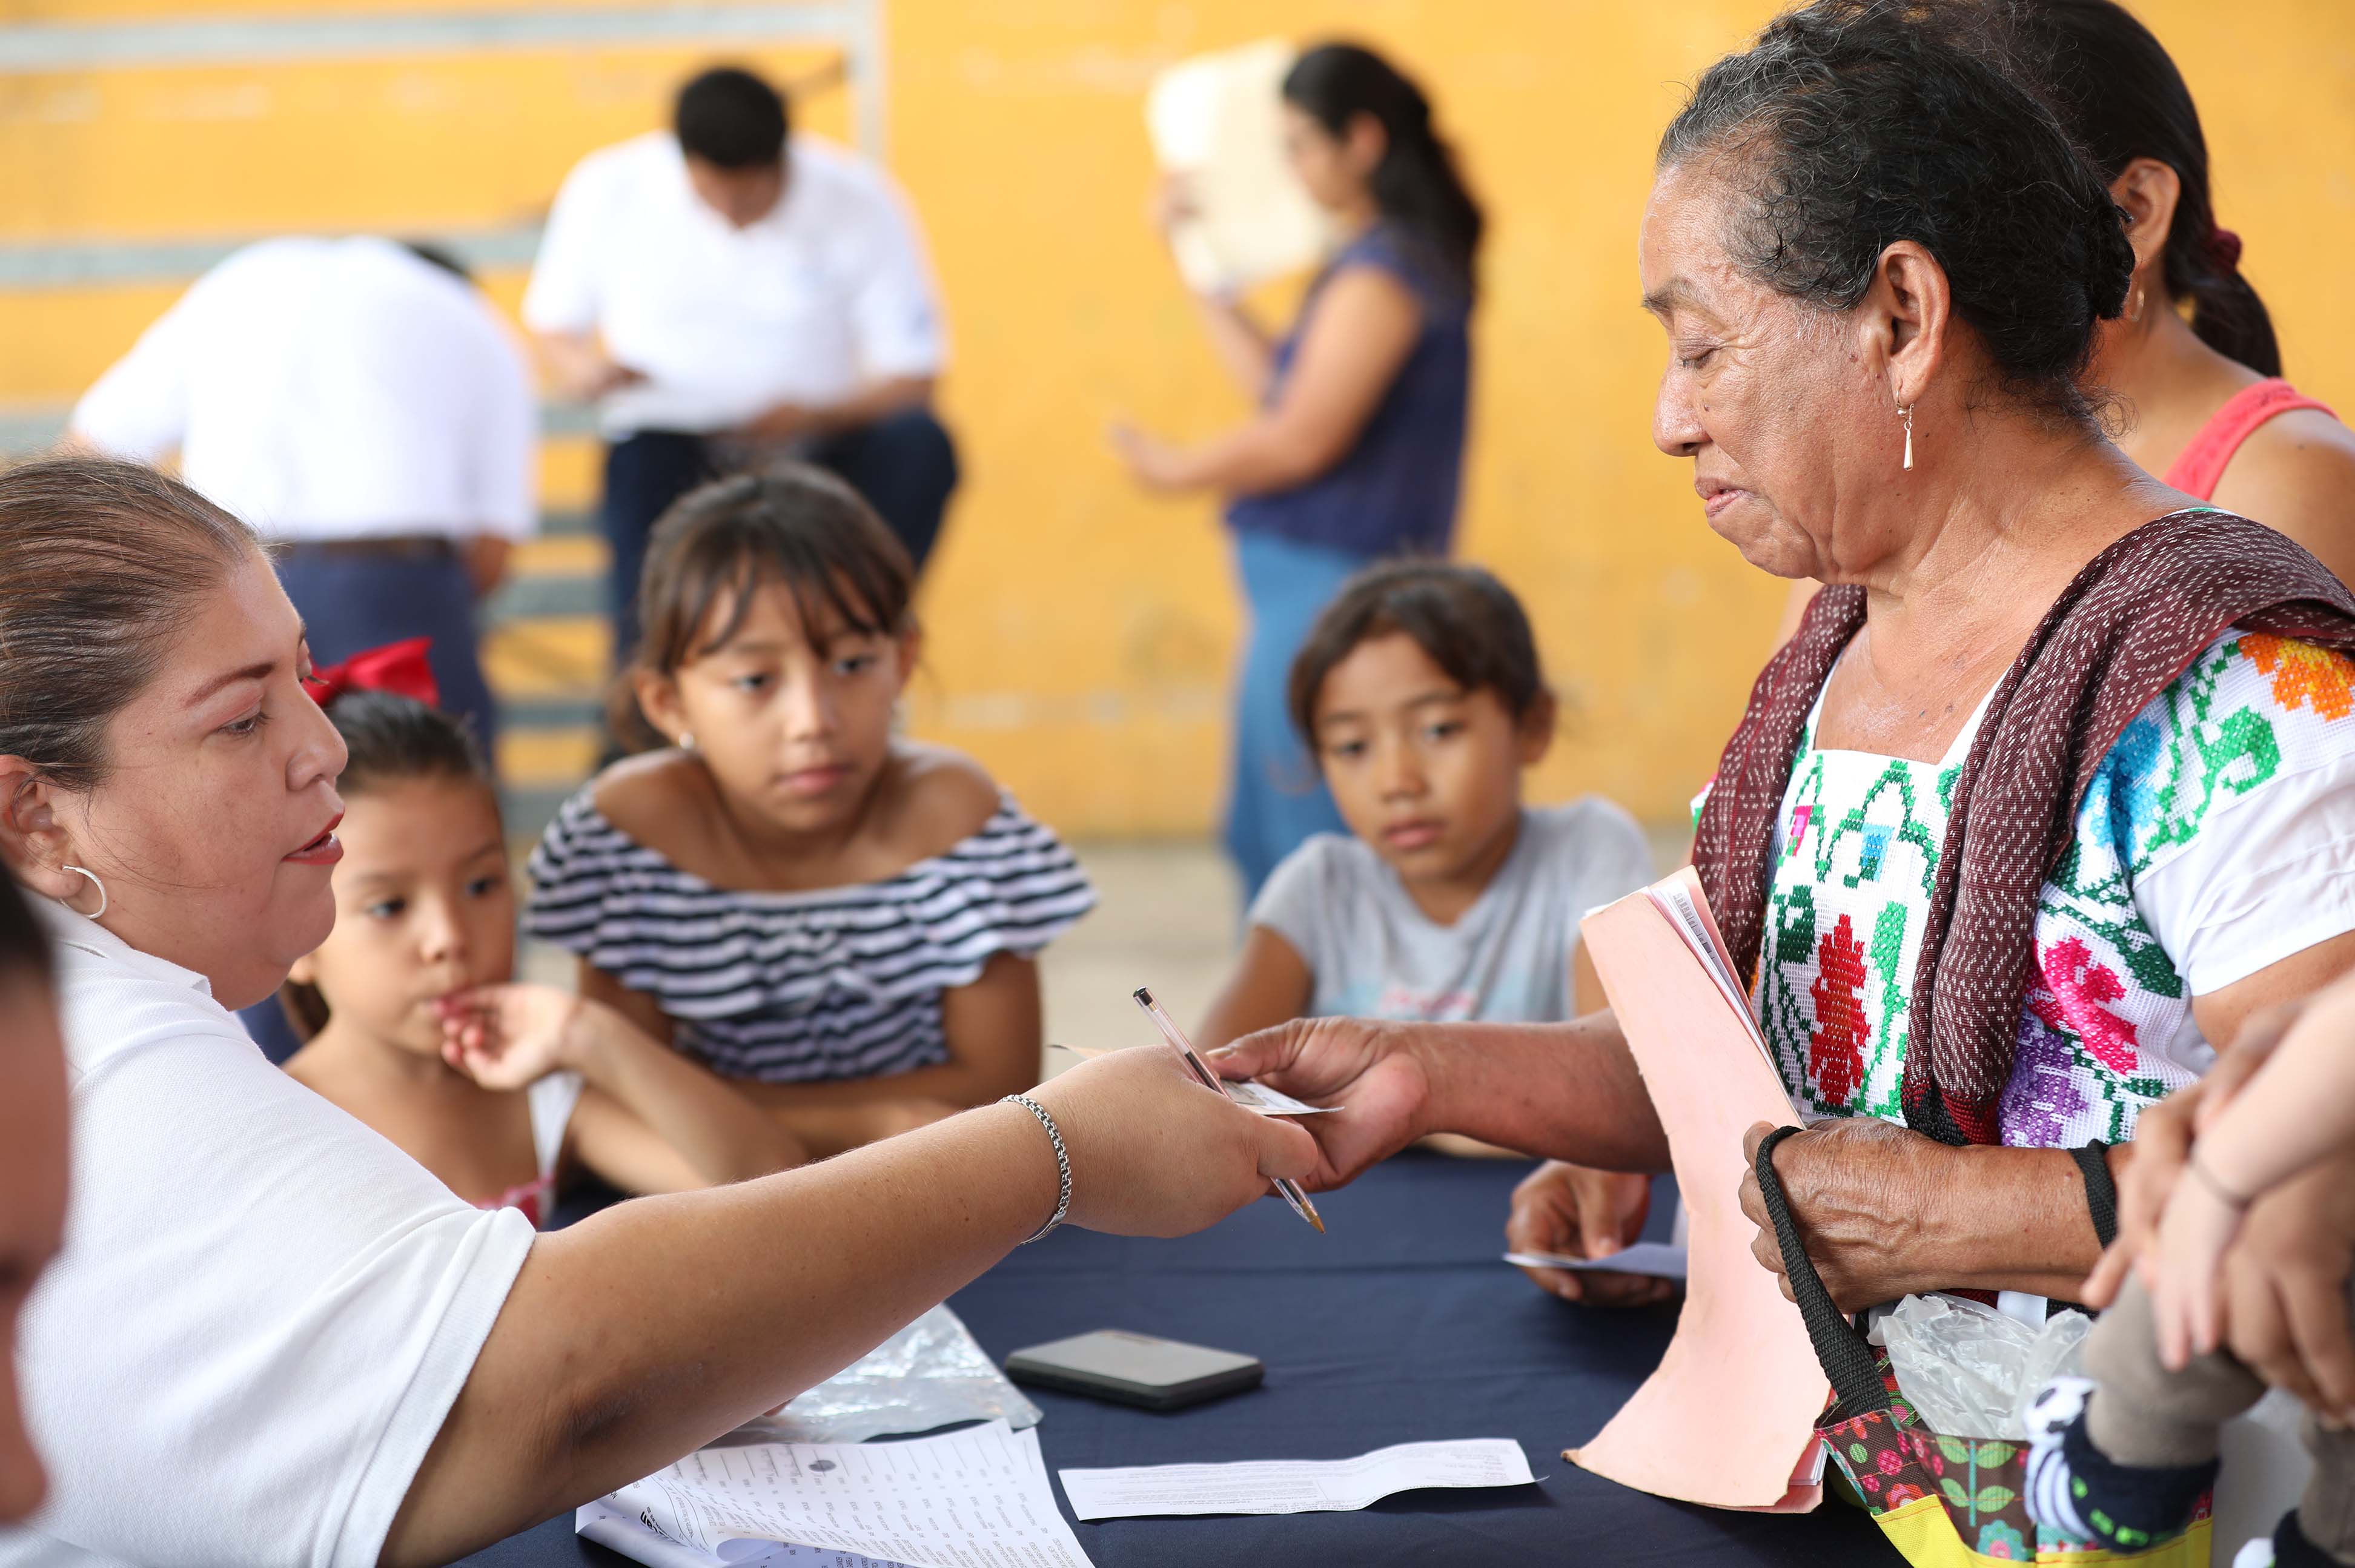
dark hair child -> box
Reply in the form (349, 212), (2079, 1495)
(281, 657), (798, 1225)
(525, 465), (1096, 1160)
(1198, 559), (1652, 1050)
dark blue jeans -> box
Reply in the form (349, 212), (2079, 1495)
(601, 406), (959, 666)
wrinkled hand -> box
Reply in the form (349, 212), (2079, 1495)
(2210, 1148), (2355, 1421)
(437, 983), (597, 1091)
(2085, 1003), (2296, 1309)
(1208, 1016), (1431, 1191)
(1738, 1118), (1955, 1314)
(1506, 1160), (1676, 1308)
(2149, 1173), (2245, 1371)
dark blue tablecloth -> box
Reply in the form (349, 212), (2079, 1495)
(462, 1154), (1893, 1567)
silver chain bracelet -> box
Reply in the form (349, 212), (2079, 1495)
(1001, 1093), (1072, 1243)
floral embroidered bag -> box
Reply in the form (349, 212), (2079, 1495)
(1753, 1128), (2208, 1567)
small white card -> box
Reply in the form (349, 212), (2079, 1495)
(1502, 1242), (1688, 1280)
(1224, 1079), (1342, 1116)
(1058, 1438), (1536, 1520)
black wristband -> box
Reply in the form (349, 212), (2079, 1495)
(2069, 1141), (2118, 1251)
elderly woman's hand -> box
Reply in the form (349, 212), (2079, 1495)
(1506, 1160), (1679, 1308)
(1738, 1117), (1964, 1314)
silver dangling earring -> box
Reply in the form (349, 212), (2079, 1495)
(1901, 405), (1915, 472)
(677, 732), (696, 752)
(60, 864), (107, 920)
(2128, 284), (2146, 324)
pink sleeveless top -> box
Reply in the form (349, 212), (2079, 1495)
(2162, 377), (2338, 500)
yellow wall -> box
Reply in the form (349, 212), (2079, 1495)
(7, 0), (2354, 835)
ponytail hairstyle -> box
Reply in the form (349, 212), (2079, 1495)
(277, 690), (494, 1040)
(1999, 0), (2279, 376)
(1282, 42), (1485, 289)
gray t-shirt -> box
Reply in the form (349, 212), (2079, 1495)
(1249, 799), (1655, 1024)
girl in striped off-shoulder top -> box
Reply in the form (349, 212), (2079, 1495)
(528, 468), (1095, 1158)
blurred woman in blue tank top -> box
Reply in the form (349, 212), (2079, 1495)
(1113, 42), (1480, 901)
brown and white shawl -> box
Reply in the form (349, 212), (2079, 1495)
(1694, 510), (2355, 1145)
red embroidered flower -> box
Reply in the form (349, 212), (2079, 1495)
(1809, 914), (1871, 1107)
(2028, 936), (2140, 1073)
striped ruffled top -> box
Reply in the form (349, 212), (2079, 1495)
(525, 789), (1096, 1083)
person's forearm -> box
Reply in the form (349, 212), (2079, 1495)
(383, 1100), (1059, 1567)
(733, 1049), (1033, 1113)
(534, 331), (628, 403)
(1903, 1143), (2118, 1301)
(2193, 987), (2355, 1202)
(1152, 417), (1340, 497)
(1191, 293), (1275, 400)
(1413, 1014), (1671, 1171)
(752, 375), (934, 441)
(569, 1014), (803, 1185)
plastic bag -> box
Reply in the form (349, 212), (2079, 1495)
(1881, 1293), (2088, 1440)
(727, 1305), (1043, 1445)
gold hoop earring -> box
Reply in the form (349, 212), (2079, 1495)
(1901, 405), (1915, 472)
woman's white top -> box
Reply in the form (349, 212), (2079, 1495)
(0, 903), (534, 1568)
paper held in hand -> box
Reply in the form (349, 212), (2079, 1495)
(1569, 867), (1830, 1511)
(1145, 40), (1336, 295)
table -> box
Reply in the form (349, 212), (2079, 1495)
(462, 1153), (1895, 1567)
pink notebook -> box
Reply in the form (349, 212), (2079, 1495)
(1568, 868), (1828, 1511)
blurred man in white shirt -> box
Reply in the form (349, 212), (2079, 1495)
(524, 64), (958, 666)
(70, 235), (536, 754)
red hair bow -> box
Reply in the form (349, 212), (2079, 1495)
(303, 637), (441, 709)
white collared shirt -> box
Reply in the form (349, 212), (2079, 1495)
(0, 901), (533, 1568)
(523, 133), (945, 436)
(70, 236), (538, 543)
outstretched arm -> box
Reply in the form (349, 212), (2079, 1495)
(383, 1045), (1318, 1567)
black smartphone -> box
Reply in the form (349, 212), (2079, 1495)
(1004, 1329), (1264, 1411)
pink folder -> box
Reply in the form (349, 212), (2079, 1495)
(1568, 869), (1828, 1510)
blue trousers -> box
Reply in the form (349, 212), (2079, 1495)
(1223, 529), (1362, 902)
(601, 407), (959, 667)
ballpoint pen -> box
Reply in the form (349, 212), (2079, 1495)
(1131, 986), (1326, 1234)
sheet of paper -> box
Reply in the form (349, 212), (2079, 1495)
(577, 1500), (907, 1568)
(603, 1421), (1091, 1568)
(1058, 1438), (1534, 1520)
(1503, 1241), (1688, 1280)
(1570, 870), (1828, 1512)
(1053, 1045), (1341, 1116)
(1145, 40), (1333, 293)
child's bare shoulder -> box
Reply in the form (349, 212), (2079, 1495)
(875, 743), (1003, 861)
(588, 750), (718, 856)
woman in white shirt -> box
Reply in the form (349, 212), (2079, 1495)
(0, 878), (67, 1530)
(0, 456), (1313, 1566)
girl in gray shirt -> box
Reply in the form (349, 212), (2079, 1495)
(1197, 561), (1654, 1048)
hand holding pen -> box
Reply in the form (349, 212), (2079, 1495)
(1132, 987), (1327, 1233)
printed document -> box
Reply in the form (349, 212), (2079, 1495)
(1058, 1438), (1535, 1520)
(597, 1421), (1091, 1568)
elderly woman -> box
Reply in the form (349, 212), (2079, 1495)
(1217, 0), (2355, 1392)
